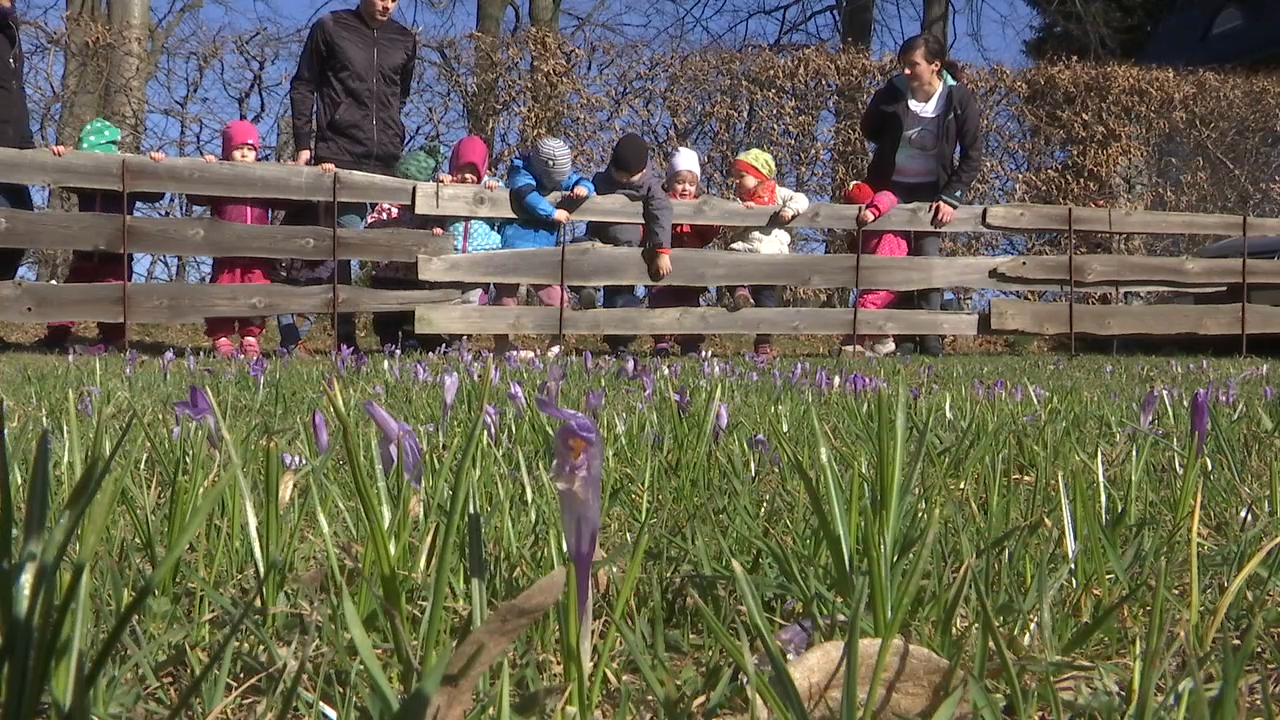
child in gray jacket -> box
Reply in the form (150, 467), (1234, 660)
(578, 133), (673, 355)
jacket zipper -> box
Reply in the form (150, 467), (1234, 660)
(370, 26), (379, 171)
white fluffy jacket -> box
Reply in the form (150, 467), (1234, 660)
(728, 185), (810, 254)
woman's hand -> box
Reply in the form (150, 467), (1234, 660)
(202, 154), (219, 163)
(929, 201), (955, 229)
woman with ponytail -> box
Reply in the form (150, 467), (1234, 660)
(861, 32), (982, 356)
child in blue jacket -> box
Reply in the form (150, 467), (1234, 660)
(493, 136), (595, 358)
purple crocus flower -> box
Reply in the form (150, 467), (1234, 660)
(160, 349), (175, 377)
(582, 350), (593, 373)
(1139, 389), (1159, 431)
(1266, 387), (1275, 402)
(543, 365), (567, 406)
(78, 387), (100, 417)
(1190, 388), (1210, 458)
(508, 381), (527, 414)
(483, 404), (499, 442)
(815, 367), (831, 392)
(585, 388), (606, 418)
(249, 355), (266, 389)
(617, 355), (636, 381)
(441, 370), (460, 423)
(336, 344), (355, 373)
(281, 453), (306, 470)
(363, 400), (424, 488)
(714, 402), (729, 443)
(186, 351), (197, 372)
(125, 349), (139, 377)
(775, 618), (816, 659)
(173, 385), (218, 447)
(638, 367), (655, 400)
(312, 409), (330, 454)
(413, 362), (429, 384)
(672, 387), (691, 416)
(534, 396), (603, 621)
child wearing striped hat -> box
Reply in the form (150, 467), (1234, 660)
(725, 147), (810, 358)
(495, 136), (596, 359)
(40, 118), (168, 353)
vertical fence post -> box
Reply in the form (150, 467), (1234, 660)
(330, 171), (340, 355)
(851, 222), (863, 348)
(121, 158), (130, 351)
(1067, 205), (1076, 355)
(1241, 215), (1250, 356)
(556, 224), (568, 348)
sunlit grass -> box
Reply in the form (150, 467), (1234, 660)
(1, 349), (1278, 718)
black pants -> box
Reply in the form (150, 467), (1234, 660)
(887, 181), (944, 351)
(750, 284), (779, 350)
(0, 183), (33, 280)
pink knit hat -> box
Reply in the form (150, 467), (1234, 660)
(449, 135), (489, 178)
(221, 120), (260, 160)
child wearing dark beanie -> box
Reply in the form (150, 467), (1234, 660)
(577, 132), (673, 356)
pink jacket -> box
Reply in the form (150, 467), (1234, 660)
(197, 198), (273, 225)
(854, 189), (909, 311)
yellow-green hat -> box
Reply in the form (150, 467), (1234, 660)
(78, 118), (121, 154)
(733, 148), (776, 180)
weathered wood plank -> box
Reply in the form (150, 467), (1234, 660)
(414, 305), (979, 336)
(0, 209), (453, 261)
(412, 183), (986, 233)
(989, 299), (1280, 336)
(996, 255), (1280, 286)
(0, 148), (418, 204)
(0, 281), (459, 323)
(415, 245), (1226, 293)
(985, 205), (1280, 237)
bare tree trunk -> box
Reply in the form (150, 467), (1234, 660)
(839, 0), (874, 47)
(103, 0), (152, 153)
(528, 0), (559, 29)
(468, 0), (506, 143)
(526, 0), (565, 139)
(922, 0), (948, 44)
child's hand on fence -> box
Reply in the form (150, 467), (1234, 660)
(148, 151), (166, 163)
(319, 162), (337, 174)
(432, 227), (445, 236)
(856, 208), (876, 228)
(929, 201), (955, 229)
(49, 145), (68, 157)
(570, 185), (589, 200)
(483, 179), (500, 191)
(202, 154), (218, 164)
(553, 208), (571, 224)
(438, 173), (454, 184)
(776, 208), (796, 223)
(648, 251), (672, 281)
(740, 201), (757, 209)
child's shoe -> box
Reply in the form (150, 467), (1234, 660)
(652, 341), (671, 359)
(731, 287), (755, 311)
(213, 336), (235, 358)
(867, 336), (897, 357)
(39, 326), (73, 353)
(753, 343), (776, 360)
(240, 336), (261, 359)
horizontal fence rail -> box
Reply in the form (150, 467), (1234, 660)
(1, 147), (1279, 351)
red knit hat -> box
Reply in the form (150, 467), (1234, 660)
(842, 181), (875, 205)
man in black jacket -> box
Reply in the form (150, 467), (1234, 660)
(0, 0), (35, 281)
(284, 0), (418, 353)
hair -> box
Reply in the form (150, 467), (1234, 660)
(898, 33), (963, 83)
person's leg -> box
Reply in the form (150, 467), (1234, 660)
(750, 285), (779, 356)
(910, 232), (943, 355)
(92, 253), (130, 347)
(43, 250), (98, 347)
(601, 285), (641, 354)
(0, 184), (33, 281)
(491, 283), (521, 354)
(333, 203), (368, 351)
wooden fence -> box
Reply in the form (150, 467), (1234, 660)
(2, 147), (1280, 351)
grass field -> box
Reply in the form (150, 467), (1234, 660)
(1, 345), (1278, 719)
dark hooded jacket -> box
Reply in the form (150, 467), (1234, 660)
(0, 13), (35, 150)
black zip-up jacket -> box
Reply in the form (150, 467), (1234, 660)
(0, 15), (35, 150)
(289, 9), (417, 175)
(861, 74), (982, 208)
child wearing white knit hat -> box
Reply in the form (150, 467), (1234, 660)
(651, 146), (721, 358)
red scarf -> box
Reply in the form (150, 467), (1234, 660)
(737, 178), (777, 206)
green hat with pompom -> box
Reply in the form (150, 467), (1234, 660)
(394, 144), (445, 182)
(78, 118), (121, 154)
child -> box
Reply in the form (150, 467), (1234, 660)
(648, 147), (719, 358)
(495, 136), (595, 359)
(41, 118), (167, 353)
(838, 181), (906, 357)
(187, 120), (275, 358)
(726, 148), (809, 358)
(580, 133), (672, 356)
(365, 145), (449, 352)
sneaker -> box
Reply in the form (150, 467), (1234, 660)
(753, 344), (776, 360)
(867, 337), (897, 357)
(578, 288), (599, 310)
(838, 343), (868, 358)
(652, 342), (671, 359)
(213, 336), (235, 358)
(546, 344), (563, 359)
(40, 328), (72, 353)
(732, 288), (755, 311)
(920, 335), (944, 357)
(239, 336), (261, 359)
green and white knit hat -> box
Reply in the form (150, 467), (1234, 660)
(395, 144), (445, 182)
(77, 118), (121, 154)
